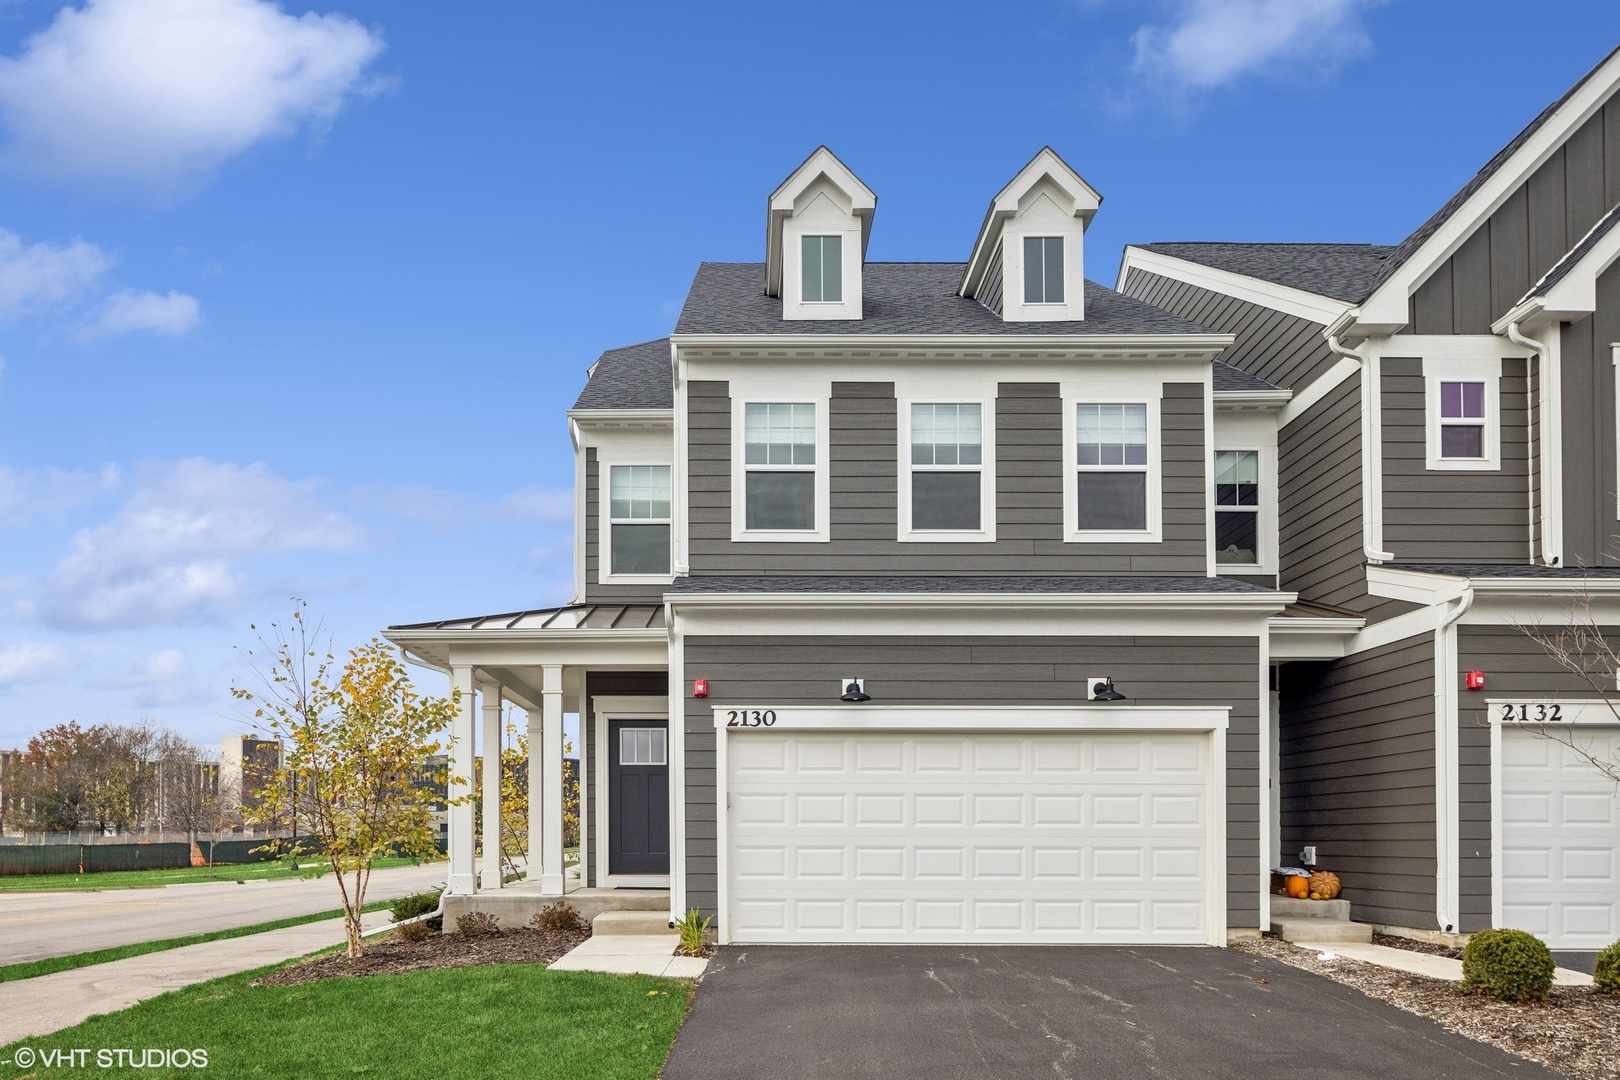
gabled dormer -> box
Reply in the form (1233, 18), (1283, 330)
(960, 147), (1101, 322)
(765, 147), (876, 321)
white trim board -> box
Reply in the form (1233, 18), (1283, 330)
(1116, 246), (1350, 326)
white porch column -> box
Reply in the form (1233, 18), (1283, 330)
(526, 690), (543, 887)
(480, 685), (503, 890)
(447, 665), (478, 895)
(539, 665), (566, 894)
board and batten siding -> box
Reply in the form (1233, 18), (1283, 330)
(680, 635), (1263, 929)
(684, 379), (1209, 576)
(1455, 625), (1620, 932)
(583, 450), (673, 605)
(1380, 357), (1530, 563)
(1408, 93), (1620, 335)
(1560, 261), (1620, 568)
(1279, 635), (1437, 929)
(583, 672), (669, 887)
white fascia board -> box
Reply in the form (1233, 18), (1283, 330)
(1357, 50), (1620, 331)
(1214, 390), (1292, 410)
(566, 408), (675, 426)
(669, 590), (1291, 611)
(711, 704), (1227, 733)
(1267, 615), (1364, 661)
(1365, 565), (1471, 604)
(1116, 247), (1351, 327)
(669, 333), (1234, 360)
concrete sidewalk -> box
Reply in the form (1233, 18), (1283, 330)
(1298, 940), (1595, 986)
(0, 910), (391, 1044)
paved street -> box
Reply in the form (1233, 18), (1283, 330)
(663, 945), (1557, 1080)
(0, 862), (447, 964)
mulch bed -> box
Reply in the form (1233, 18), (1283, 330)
(675, 942), (717, 959)
(1372, 932), (1464, 959)
(1232, 936), (1619, 1080)
(252, 926), (590, 988)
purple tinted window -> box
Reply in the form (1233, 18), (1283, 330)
(1441, 424), (1483, 458)
(1441, 381), (1485, 419)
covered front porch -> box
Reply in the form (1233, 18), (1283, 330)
(384, 603), (673, 925)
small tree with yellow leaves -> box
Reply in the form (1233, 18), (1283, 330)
(233, 603), (462, 957)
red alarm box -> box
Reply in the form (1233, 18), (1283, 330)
(693, 678), (709, 698)
(1465, 670), (1486, 691)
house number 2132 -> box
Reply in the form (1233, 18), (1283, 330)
(726, 710), (777, 727)
(1499, 703), (1563, 722)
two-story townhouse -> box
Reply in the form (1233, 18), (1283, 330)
(386, 147), (1301, 947)
(1118, 45), (1620, 966)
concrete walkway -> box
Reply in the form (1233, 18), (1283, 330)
(548, 934), (709, 978)
(0, 910), (391, 1044)
(1295, 939), (1595, 986)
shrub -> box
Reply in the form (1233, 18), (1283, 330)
(394, 919), (433, 943)
(530, 902), (585, 934)
(455, 911), (500, 937)
(674, 908), (713, 956)
(1461, 928), (1555, 1002)
(1595, 941), (1620, 993)
(390, 889), (443, 931)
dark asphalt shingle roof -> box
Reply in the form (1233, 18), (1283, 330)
(1526, 201), (1620, 300)
(674, 262), (1214, 336)
(666, 574), (1275, 595)
(572, 338), (672, 410)
(1385, 563), (1620, 578)
(1212, 361), (1284, 393)
(1136, 243), (1395, 304)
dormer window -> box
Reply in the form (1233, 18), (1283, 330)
(802, 235), (843, 303)
(1023, 236), (1064, 304)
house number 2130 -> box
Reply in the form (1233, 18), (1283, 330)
(726, 710), (777, 727)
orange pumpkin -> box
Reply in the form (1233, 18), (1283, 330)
(1285, 875), (1310, 899)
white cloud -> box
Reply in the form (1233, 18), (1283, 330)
(37, 458), (361, 629)
(498, 484), (572, 526)
(0, 640), (76, 687)
(94, 647), (203, 706)
(82, 288), (201, 338)
(1131, 0), (1386, 92)
(0, 0), (386, 190)
(0, 461), (120, 527)
(0, 228), (112, 316)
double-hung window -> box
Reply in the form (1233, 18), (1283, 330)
(1439, 381), (1486, 459)
(802, 235), (843, 303)
(910, 403), (983, 531)
(1214, 450), (1260, 565)
(1075, 403), (1149, 532)
(1023, 236), (1064, 304)
(1423, 358), (1500, 471)
(744, 403), (817, 530)
(607, 465), (671, 577)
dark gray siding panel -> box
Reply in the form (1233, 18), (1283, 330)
(584, 672), (669, 887)
(584, 450), (673, 604)
(1381, 357), (1530, 563)
(1279, 636), (1436, 928)
(1279, 378), (1370, 610)
(982, 243), (1005, 318)
(1561, 260), (1620, 567)
(686, 380), (1209, 576)
(683, 635), (1263, 929)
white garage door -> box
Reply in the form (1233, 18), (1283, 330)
(1502, 725), (1620, 950)
(724, 729), (1214, 944)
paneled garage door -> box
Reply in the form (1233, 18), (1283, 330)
(1501, 725), (1620, 950)
(724, 729), (1214, 944)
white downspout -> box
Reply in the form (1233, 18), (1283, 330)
(1433, 587), (1472, 935)
(1327, 320), (1394, 562)
(1506, 320), (1559, 565)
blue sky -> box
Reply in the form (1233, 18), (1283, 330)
(1, 0), (1618, 750)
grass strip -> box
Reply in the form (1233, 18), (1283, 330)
(0, 962), (691, 1080)
(0, 900), (395, 985)
(0, 855), (431, 892)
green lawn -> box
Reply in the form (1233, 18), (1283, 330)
(0, 963), (691, 1080)
(0, 900), (395, 985)
(0, 855), (436, 892)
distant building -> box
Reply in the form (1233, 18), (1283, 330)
(0, 749), (20, 835)
(218, 736), (280, 820)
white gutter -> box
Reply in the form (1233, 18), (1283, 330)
(1505, 320), (1560, 565)
(1433, 587), (1473, 935)
(1326, 312), (1394, 562)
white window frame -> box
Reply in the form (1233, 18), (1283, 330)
(898, 397), (996, 543)
(730, 396), (831, 543)
(1022, 235), (1065, 305)
(1210, 446), (1275, 575)
(1063, 394), (1162, 543)
(1423, 356), (1501, 471)
(596, 448), (674, 587)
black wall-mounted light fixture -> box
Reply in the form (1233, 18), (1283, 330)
(1088, 677), (1127, 702)
(840, 678), (871, 703)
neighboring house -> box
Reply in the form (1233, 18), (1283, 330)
(387, 48), (1620, 960)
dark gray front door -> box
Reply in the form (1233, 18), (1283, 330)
(607, 719), (669, 876)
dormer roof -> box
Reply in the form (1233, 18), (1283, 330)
(960, 147), (1102, 300)
(764, 146), (877, 297)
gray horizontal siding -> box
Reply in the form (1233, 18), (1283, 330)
(1407, 94), (1620, 334)
(686, 380), (1210, 576)
(1381, 357), (1530, 564)
(682, 635), (1262, 930)
(1278, 377), (1371, 610)
(1279, 635), (1437, 929)
(1561, 261), (1620, 567)
(584, 672), (669, 888)
(584, 450), (671, 605)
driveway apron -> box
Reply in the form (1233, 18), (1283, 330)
(661, 945), (1557, 1080)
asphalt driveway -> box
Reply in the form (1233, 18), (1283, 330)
(662, 945), (1556, 1080)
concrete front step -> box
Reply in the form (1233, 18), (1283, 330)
(1271, 897), (1351, 921)
(1272, 916), (1372, 944)
(593, 910), (676, 935)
